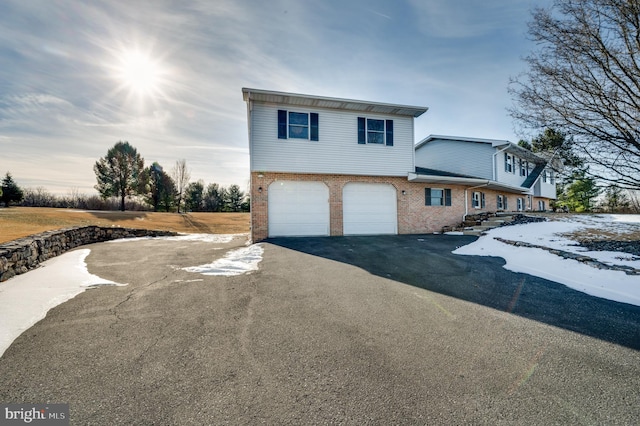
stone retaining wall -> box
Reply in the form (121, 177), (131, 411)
(0, 226), (177, 282)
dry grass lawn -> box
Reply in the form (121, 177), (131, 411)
(0, 207), (250, 244)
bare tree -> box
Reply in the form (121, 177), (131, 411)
(172, 159), (190, 213)
(509, 0), (640, 189)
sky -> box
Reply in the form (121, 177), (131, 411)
(2, 213), (639, 357)
(0, 0), (552, 196)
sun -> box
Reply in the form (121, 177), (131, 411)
(114, 49), (164, 97)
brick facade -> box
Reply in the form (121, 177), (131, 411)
(251, 172), (554, 242)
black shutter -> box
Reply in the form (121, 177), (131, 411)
(481, 192), (486, 209)
(425, 188), (431, 206)
(357, 117), (366, 144)
(385, 120), (393, 146)
(278, 110), (287, 139)
(504, 197), (508, 210)
(445, 189), (452, 206)
(497, 195), (501, 209)
(310, 113), (319, 141)
(504, 152), (508, 171)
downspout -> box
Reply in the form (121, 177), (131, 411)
(463, 181), (491, 223)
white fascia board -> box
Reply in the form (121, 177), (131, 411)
(407, 173), (531, 194)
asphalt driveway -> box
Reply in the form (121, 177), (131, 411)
(1, 234), (639, 424)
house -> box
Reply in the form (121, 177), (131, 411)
(242, 88), (556, 242)
(412, 135), (557, 216)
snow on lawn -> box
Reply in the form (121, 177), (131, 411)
(182, 244), (264, 276)
(0, 249), (125, 357)
(453, 214), (640, 307)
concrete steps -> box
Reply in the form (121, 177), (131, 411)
(462, 214), (515, 236)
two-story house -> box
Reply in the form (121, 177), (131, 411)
(242, 89), (556, 242)
(413, 135), (557, 215)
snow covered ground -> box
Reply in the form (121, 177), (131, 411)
(453, 214), (640, 307)
(0, 249), (125, 357)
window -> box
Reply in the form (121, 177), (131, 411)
(277, 110), (319, 141)
(519, 159), (528, 176)
(538, 200), (546, 211)
(505, 153), (514, 173)
(358, 117), (394, 146)
(472, 191), (485, 209)
(549, 171), (555, 185)
(517, 197), (524, 211)
(425, 188), (452, 206)
(288, 112), (308, 139)
(497, 195), (504, 210)
(543, 170), (548, 183)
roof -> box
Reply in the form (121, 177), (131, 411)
(415, 134), (545, 164)
(242, 88), (428, 118)
(409, 168), (532, 194)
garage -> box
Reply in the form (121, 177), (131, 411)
(268, 181), (330, 237)
(343, 182), (397, 235)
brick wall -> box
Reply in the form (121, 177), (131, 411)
(250, 172), (555, 242)
(251, 172), (468, 241)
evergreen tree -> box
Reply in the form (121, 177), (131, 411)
(185, 180), (204, 212)
(225, 184), (245, 212)
(146, 162), (176, 212)
(204, 183), (224, 212)
(1, 172), (24, 207)
(563, 169), (601, 212)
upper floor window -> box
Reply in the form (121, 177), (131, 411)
(519, 159), (528, 177)
(505, 153), (514, 173)
(278, 110), (319, 141)
(358, 117), (394, 146)
(425, 188), (452, 206)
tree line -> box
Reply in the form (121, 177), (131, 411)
(1, 141), (249, 212)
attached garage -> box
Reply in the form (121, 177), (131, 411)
(268, 181), (330, 237)
(343, 182), (397, 235)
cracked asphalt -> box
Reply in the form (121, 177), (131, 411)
(0, 234), (639, 425)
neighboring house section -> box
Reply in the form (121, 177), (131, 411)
(243, 89), (556, 242)
(413, 135), (557, 216)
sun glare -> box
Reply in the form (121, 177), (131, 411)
(114, 49), (164, 98)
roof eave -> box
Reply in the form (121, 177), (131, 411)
(407, 173), (531, 194)
(242, 87), (428, 117)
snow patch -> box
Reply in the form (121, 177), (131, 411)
(182, 244), (264, 276)
(0, 249), (124, 357)
(454, 215), (640, 307)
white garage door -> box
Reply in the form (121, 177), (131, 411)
(343, 182), (397, 235)
(268, 181), (330, 237)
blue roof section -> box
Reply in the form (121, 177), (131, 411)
(414, 167), (481, 180)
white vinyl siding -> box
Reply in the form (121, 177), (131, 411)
(250, 103), (414, 176)
(414, 139), (494, 179)
(534, 176), (557, 199)
(496, 154), (530, 188)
